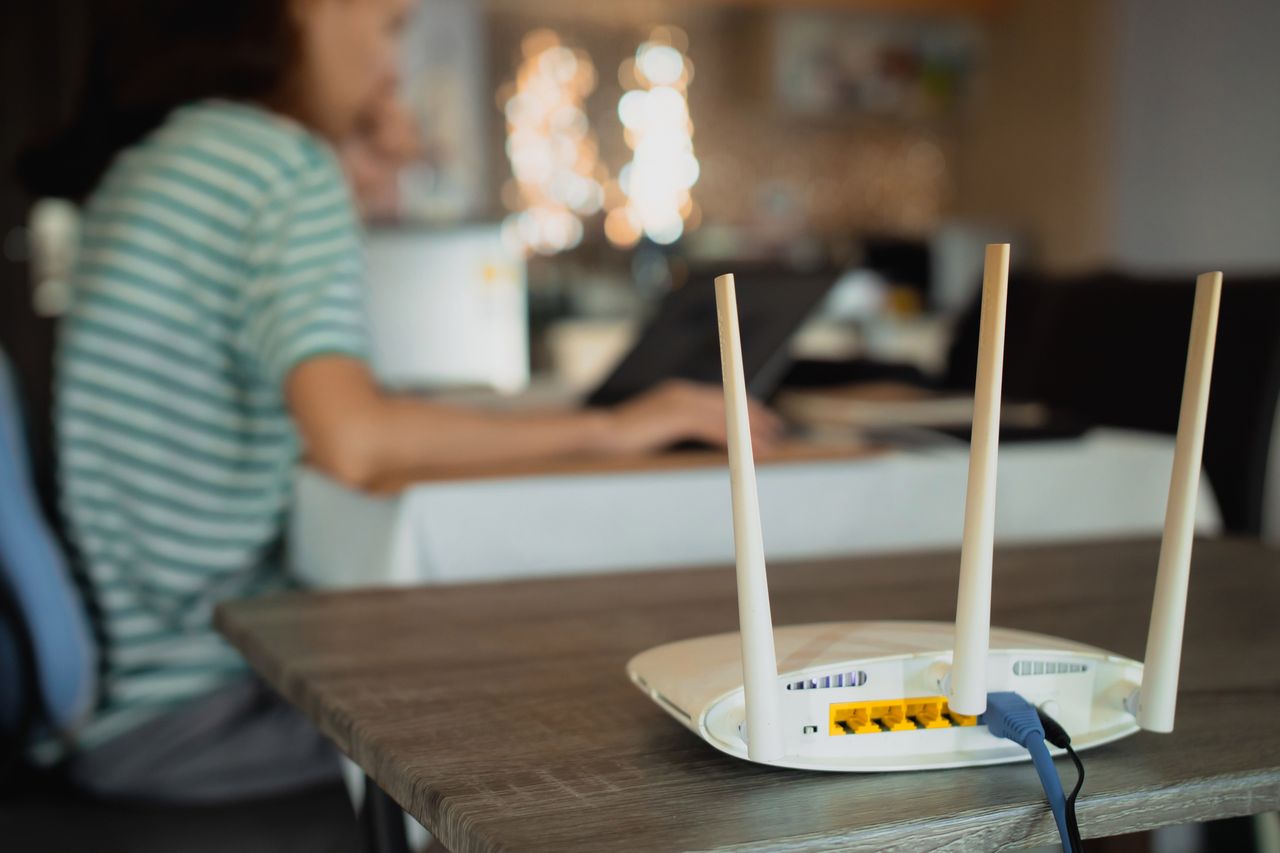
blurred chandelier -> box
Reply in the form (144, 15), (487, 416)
(500, 27), (700, 255)
(605, 27), (700, 249)
(499, 30), (606, 256)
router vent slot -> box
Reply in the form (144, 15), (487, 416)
(785, 671), (867, 691)
(1013, 660), (1088, 676)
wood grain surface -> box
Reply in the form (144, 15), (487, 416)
(365, 439), (879, 495)
(216, 538), (1280, 852)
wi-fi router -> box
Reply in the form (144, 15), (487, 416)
(627, 245), (1223, 772)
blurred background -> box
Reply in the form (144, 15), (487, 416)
(2, 0), (1279, 531)
(2, 3), (1279, 849)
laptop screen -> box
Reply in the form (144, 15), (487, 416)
(587, 267), (838, 407)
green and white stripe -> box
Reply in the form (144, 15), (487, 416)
(57, 99), (369, 748)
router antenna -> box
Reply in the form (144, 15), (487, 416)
(949, 244), (1011, 717)
(714, 273), (784, 762)
(1137, 272), (1223, 733)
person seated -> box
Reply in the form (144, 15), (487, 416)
(21, 0), (779, 802)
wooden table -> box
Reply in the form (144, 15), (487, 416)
(216, 538), (1280, 852)
(366, 438), (876, 494)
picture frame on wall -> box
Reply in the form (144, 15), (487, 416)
(773, 11), (980, 121)
(397, 0), (491, 223)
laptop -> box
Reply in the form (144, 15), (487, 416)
(586, 267), (840, 407)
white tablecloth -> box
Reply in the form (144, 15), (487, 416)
(288, 429), (1221, 589)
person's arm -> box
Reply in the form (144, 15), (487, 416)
(287, 355), (782, 488)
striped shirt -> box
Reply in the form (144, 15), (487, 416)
(56, 100), (369, 747)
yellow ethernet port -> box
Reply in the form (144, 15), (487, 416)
(829, 696), (980, 735)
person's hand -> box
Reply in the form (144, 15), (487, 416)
(599, 379), (784, 455)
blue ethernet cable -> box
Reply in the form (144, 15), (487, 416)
(984, 692), (1075, 853)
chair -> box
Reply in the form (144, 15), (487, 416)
(0, 347), (97, 760)
(943, 271), (1280, 535)
(0, 350), (376, 849)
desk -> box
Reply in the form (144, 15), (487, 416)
(289, 428), (1221, 588)
(218, 538), (1280, 852)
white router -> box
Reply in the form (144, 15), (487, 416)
(627, 245), (1224, 772)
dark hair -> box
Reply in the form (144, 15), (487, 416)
(19, 0), (298, 201)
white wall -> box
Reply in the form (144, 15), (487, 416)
(1113, 0), (1280, 273)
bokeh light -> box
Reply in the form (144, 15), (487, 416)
(606, 28), (700, 248)
(501, 31), (605, 256)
